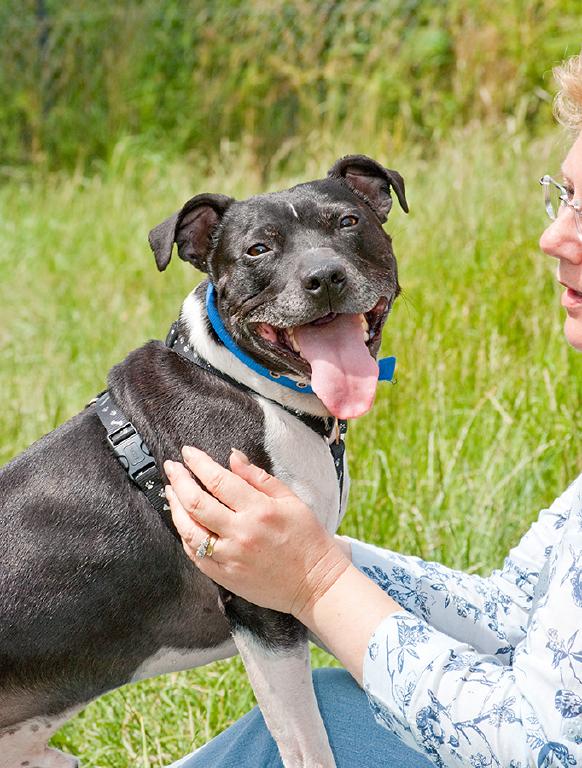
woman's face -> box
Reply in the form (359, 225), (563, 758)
(539, 130), (582, 350)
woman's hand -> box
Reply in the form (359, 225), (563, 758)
(163, 446), (351, 618)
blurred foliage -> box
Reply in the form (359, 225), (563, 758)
(0, 0), (580, 174)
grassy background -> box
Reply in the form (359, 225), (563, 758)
(2, 127), (582, 765)
(1, 0), (581, 171)
(2, 1), (582, 765)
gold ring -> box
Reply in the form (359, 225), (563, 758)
(206, 534), (217, 558)
(196, 533), (218, 559)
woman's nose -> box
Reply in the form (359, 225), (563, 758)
(539, 208), (582, 262)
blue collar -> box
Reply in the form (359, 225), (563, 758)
(205, 283), (396, 395)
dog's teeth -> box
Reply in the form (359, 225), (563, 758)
(363, 330), (370, 342)
(287, 328), (301, 353)
(361, 315), (369, 332)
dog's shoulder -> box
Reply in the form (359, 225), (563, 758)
(107, 339), (265, 421)
(105, 340), (275, 473)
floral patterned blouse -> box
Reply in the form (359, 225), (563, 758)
(349, 474), (582, 767)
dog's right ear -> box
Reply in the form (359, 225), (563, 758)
(327, 155), (408, 222)
(148, 193), (234, 272)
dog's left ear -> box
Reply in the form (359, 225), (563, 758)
(327, 155), (408, 222)
(148, 193), (234, 272)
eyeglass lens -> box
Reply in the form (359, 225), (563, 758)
(545, 181), (563, 221)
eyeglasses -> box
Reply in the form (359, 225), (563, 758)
(540, 174), (582, 240)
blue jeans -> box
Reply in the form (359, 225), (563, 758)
(169, 668), (433, 767)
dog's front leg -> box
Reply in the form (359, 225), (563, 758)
(232, 623), (336, 768)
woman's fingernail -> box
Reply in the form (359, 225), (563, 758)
(164, 460), (175, 478)
(182, 445), (196, 461)
(231, 448), (251, 465)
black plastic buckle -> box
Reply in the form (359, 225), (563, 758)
(108, 423), (136, 446)
(107, 425), (155, 482)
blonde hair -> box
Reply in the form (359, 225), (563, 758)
(553, 51), (582, 133)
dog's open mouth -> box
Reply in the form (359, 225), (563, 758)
(253, 297), (389, 419)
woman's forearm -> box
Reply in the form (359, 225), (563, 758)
(295, 563), (402, 684)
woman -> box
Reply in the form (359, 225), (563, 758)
(165, 53), (582, 767)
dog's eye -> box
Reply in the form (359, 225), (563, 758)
(247, 243), (271, 257)
(339, 215), (359, 228)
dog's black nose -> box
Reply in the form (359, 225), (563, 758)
(302, 262), (347, 297)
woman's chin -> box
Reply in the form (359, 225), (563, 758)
(564, 315), (582, 351)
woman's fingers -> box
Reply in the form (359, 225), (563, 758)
(166, 483), (209, 550)
(164, 445), (343, 614)
(180, 445), (271, 512)
(166, 485), (224, 573)
(229, 449), (295, 500)
(163, 459), (234, 536)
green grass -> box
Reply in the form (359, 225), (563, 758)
(1, 127), (581, 765)
(2, 0), (581, 169)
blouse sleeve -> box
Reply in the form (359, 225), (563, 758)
(347, 474), (577, 660)
(359, 476), (582, 767)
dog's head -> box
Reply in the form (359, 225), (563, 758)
(149, 155), (408, 419)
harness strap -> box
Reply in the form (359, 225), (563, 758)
(93, 324), (349, 534)
(330, 420), (348, 512)
(93, 391), (178, 538)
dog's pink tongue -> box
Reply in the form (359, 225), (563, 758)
(294, 314), (379, 419)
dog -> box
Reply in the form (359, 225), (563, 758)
(0, 154), (407, 768)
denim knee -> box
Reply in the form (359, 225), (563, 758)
(169, 666), (433, 768)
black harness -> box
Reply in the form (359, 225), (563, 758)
(94, 323), (348, 535)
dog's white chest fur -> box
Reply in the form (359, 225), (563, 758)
(131, 295), (348, 688)
(258, 399), (347, 533)
(182, 288), (349, 531)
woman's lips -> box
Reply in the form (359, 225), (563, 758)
(561, 285), (582, 309)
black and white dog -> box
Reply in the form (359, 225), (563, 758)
(0, 155), (407, 768)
